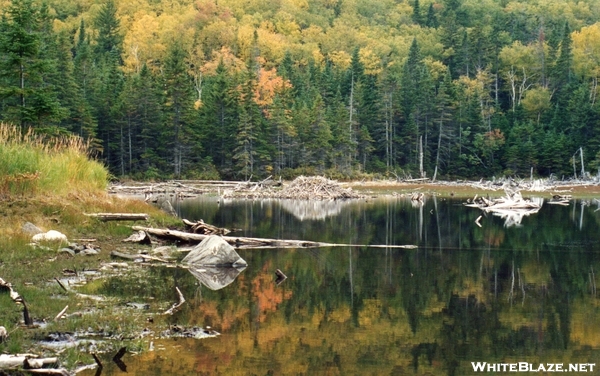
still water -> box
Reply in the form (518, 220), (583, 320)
(86, 195), (600, 375)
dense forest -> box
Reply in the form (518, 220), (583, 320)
(1, 0), (600, 180)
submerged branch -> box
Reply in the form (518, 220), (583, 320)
(163, 287), (186, 315)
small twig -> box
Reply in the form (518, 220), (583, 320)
(475, 215), (482, 227)
(163, 287), (186, 315)
(54, 278), (68, 292)
(54, 305), (68, 321)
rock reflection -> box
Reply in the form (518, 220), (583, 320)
(187, 265), (246, 290)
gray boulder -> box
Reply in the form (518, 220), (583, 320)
(183, 235), (247, 267)
(22, 222), (43, 235)
(183, 236), (247, 290)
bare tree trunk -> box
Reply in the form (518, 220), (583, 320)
(580, 147), (585, 177)
(419, 135), (424, 178)
(433, 115), (443, 182)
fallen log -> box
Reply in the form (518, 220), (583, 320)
(131, 226), (418, 249)
(0, 354), (58, 370)
(110, 250), (172, 263)
(85, 213), (149, 221)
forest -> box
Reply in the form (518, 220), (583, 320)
(1, 0), (600, 180)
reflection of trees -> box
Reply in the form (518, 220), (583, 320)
(279, 199), (351, 220)
(112, 198), (600, 375)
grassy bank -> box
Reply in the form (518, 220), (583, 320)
(0, 124), (108, 197)
(0, 123), (178, 367)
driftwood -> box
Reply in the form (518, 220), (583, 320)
(110, 250), (171, 263)
(182, 218), (231, 235)
(0, 326), (7, 342)
(0, 354), (58, 370)
(131, 226), (418, 249)
(85, 213), (149, 221)
(548, 194), (572, 205)
(464, 190), (541, 211)
(222, 175), (362, 200)
(54, 305), (69, 321)
(123, 230), (151, 244)
(163, 287), (186, 315)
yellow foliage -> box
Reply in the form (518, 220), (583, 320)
(274, 11), (302, 41)
(358, 299), (382, 327)
(257, 27), (289, 65)
(329, 50), (352, 70)
(201, 46), (246, 75)
(282, 0), (309, 11)
(328, 305), (351, 323)
(237, 24), (255, 62)
(122, 12), (162, 73)
(201, 19), (237, 53)
(521, 87), (552, 118)
(422, 58), (448, 81)
(572, 23), (600, 79)
(359, 48), (381, 75)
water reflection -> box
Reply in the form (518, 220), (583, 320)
(83, 195), (600, 376)
(188, 265), (246, 290)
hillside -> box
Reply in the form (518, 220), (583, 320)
(1, 0), (600, 180)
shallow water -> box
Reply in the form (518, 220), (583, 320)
(82, 195), (600, 375)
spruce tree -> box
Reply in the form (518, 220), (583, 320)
(0, 0), (64, 127)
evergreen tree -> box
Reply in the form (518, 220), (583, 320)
(91, 0), (125, 171)
(94, 0), (122, 59)
(200, 61), (238, 176)
(412, 0), (423, 26)
(328, 88), (356, 174)
(425, 4), (438, 28)
(162, 42), (197, 178)
(0, 0), (64, 127)
(51, 31), (95, 137)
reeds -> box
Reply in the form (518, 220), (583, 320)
(0, 123), (108, 197)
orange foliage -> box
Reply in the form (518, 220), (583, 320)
(194, 0), (232, 26)
(252, 260), (293, 322)
(201, 46), (246, 75)
(253, 67), (292, 116)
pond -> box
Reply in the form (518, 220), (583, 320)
(82, 194), (600, 375)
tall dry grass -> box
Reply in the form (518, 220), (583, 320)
(0, 123), (108, 197)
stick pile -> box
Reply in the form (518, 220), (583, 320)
(276, 176), (362, 200)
